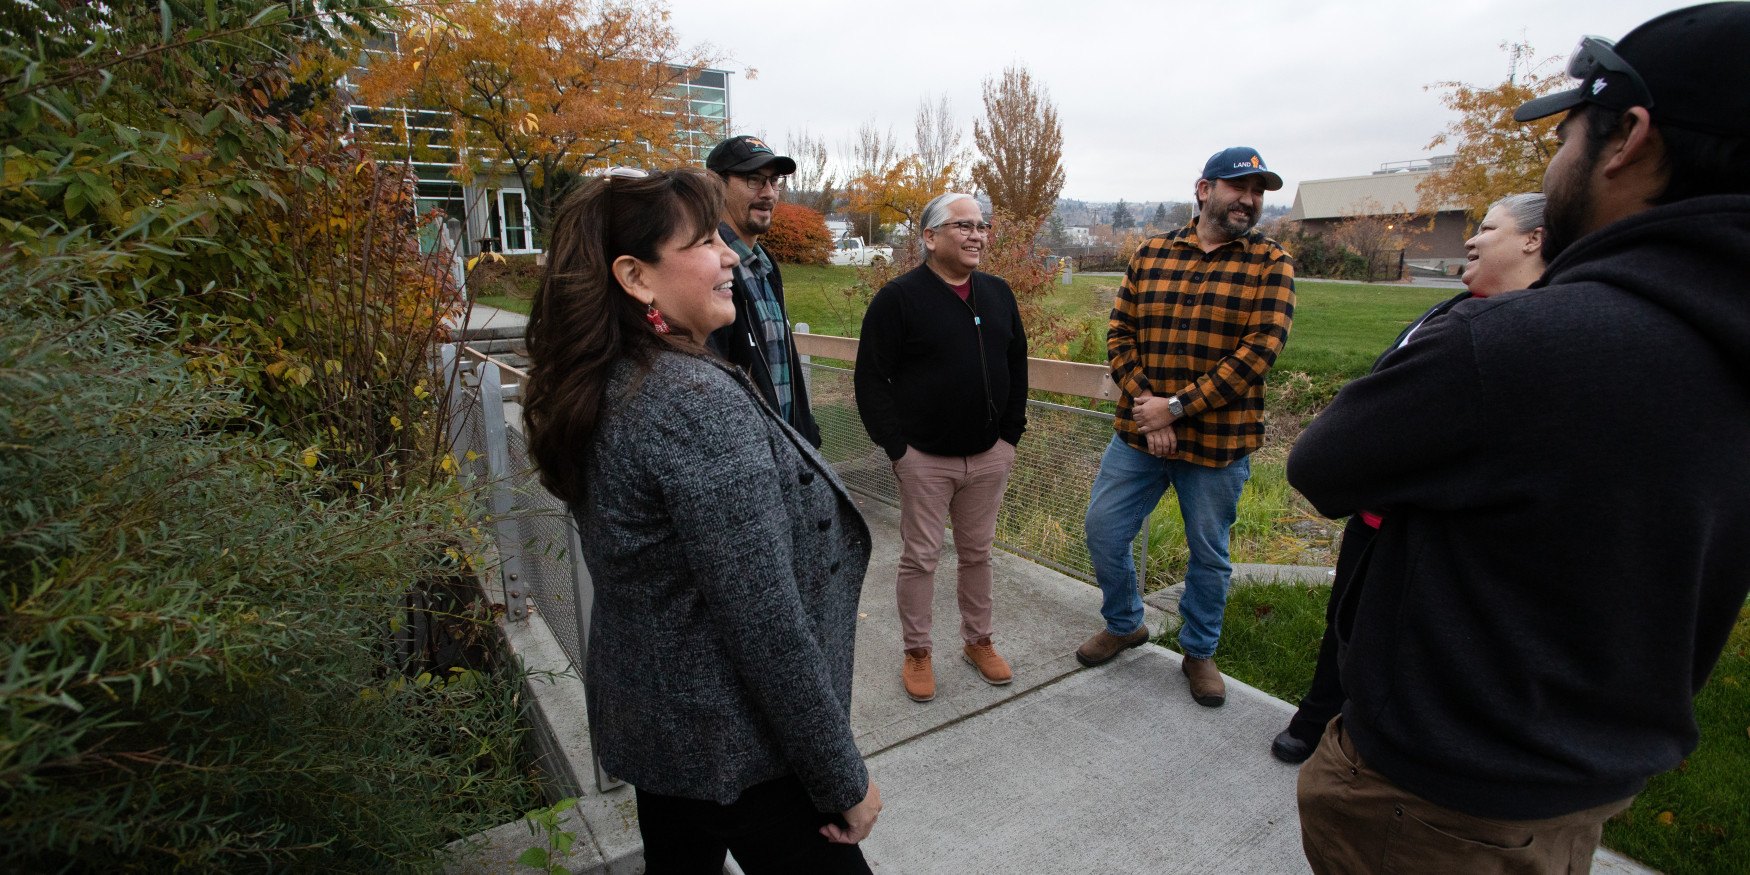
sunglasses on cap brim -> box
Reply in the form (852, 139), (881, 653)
(1566, 36), (1655, 112)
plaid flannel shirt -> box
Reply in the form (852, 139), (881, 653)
(1108, 222), (1295, 466)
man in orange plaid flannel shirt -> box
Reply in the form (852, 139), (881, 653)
(1074, 147), (1295, 708)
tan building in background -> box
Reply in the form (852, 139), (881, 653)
(1287, 157), (1470, 275)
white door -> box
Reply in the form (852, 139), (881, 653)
(497, 188), (535, 253)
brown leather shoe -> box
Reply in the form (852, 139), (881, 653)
(1075, 626), (1151, 667)
(902, 648), (934, 702)
(1181, 655), (1226, 707)
(962, 637), (1013, 685)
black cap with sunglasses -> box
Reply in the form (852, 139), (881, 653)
(1514, 2), (1750, 137)
(705, 135), (798, 176)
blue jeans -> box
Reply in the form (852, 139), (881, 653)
(1083, 434), (1251, 659)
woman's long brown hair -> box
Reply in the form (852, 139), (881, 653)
(522, 167), (725, 505)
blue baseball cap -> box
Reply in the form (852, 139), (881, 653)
(1201, 146), (1283, 191)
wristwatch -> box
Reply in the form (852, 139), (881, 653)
(1166, 396), (1184, 417)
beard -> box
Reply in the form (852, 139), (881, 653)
(1199, 192), (1259, 240)
(1210, 207), (1258, 239)
(1541, 145), (1598, 264)
(743, 201), (775, 236)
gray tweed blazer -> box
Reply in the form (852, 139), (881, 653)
(573, 347), (872, 812)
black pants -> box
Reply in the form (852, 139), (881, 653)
(1287, 516), (1378, 743)
(636, 775), (872, 875)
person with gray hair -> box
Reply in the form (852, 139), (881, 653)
(854, 192), (1029, 703)
(1270, 190), (1546, 765)
(1460, 192), (1547, 298)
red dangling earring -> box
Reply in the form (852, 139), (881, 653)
(645, 303), (671, 334)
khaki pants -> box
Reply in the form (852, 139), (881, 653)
(1297, 716), (1632, 875)
(892, 441), (1016, 652)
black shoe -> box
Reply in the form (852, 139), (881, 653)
(1271, 728), (1316, 764)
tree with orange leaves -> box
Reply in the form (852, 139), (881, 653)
(354, 0), (714, 237)
(1417, 44), (1566, 224)
(761, 202), (833, 265)
(972, 65), (1064, 223)
(845, 154), (959, 247)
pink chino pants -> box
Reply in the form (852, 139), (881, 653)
(892, 440), (1016, 652)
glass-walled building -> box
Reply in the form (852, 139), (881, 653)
(667, 68), (730, 163)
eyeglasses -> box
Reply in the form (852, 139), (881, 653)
(935, 220), (992, 235)
(735, 173), (789, 192)
(1566, 36), (1654, 112)
(602, 166), (649, 179)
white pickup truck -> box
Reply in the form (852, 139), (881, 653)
(828, 236), (892, 267)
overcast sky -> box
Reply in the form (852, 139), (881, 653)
(661, 0), (1685, 206)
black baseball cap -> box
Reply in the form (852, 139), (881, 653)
(1201, 146), (1283, 191)
(705, 135), (797, 175)
(1514, 3), (1750, 137)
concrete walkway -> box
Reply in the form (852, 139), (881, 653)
(849, 498), (1305, 874)
(844, 497), (1652, 875)
(456, 302), (528, 334)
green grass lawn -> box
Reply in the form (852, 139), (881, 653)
(473, 294), (529, 315)
(1174, 588), (1750, 875)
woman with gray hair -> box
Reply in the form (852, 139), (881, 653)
(855, 192), (1029, 704)
(1462, 192), (1547, 297)
(1270, 193), (1546, 765)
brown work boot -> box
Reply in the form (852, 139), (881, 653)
(1075, 626), (1151, 668)
(962, 636), (1013, 685)
(902, 648), (934, 702)
(1181, 655), (1226, 707)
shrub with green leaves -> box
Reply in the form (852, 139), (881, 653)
(0, 255), (542, 870)
(0, 3), (547, 870)
(0, 1), (464, 488)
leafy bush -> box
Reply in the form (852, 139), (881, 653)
(982, 211), (1078, 352)
(1272, 226), (1370, 281)
(469, 253), (546, 301)
(0, 1), (462, 490)
(762, 202), (833, 265)
(0, 4), (546, 870)
(0, 257), (541, 871)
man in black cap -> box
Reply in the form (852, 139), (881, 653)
(1290, 4), (1750, 871)
(1074, 147), (1295, 710)
(704, 134), (819, 446)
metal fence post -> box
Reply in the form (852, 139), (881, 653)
(478, 361), (528, 622)
(567, 520), (623, 792)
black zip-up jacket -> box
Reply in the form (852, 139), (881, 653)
(854, 263), (1027, 460)
(705, 227), (821, 448)
(1288, 194), (1750, 820)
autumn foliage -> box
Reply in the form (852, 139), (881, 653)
(762, 202), (834, 265)
(973, 66), (1066, 223)
(1418, 45), (1566, 224)
(845, 154), (958, 243)
(982, 211), (1077, 352)
(355, 0), (714, 235)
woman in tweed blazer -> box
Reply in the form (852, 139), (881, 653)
(521, 167), (880, 874)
